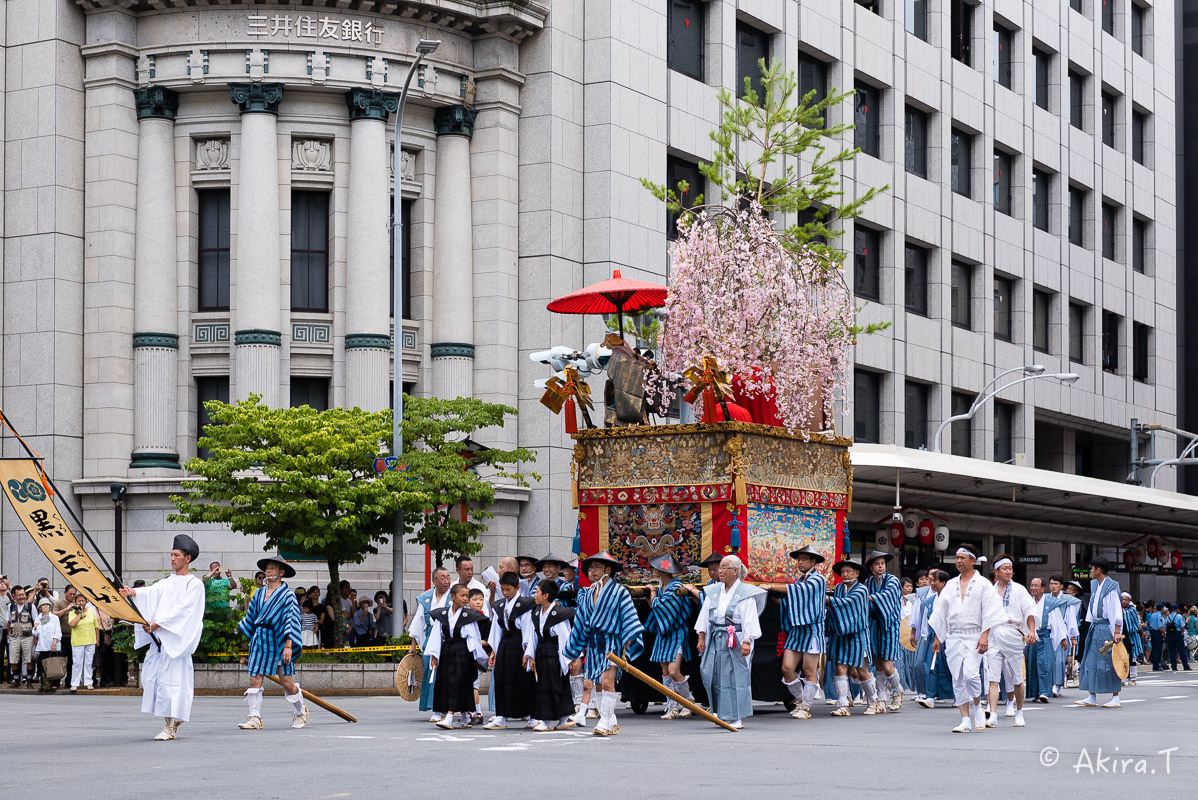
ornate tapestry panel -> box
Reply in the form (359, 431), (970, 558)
(746, 503), (840, 582)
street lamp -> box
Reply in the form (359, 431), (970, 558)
(931, 365), (1080, 454)
(392, 38), (441, 619)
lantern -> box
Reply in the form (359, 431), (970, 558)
(876, 526), (891, 550)
(918, 519), (935, 546)
(888, 521), (905, 548)
(1123, 550), (1135, 568)
(1146, 538), (1159, 558)
(903, 511), (920, 537)
(1172, 550), (1183, 570)
(933, 525), (950, 552)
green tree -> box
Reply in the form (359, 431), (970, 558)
(169, 395), (536, 645)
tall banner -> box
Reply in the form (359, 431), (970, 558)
(0, 459), (146, 624)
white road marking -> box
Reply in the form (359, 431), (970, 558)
(1160, 694), (1189, 699)
(335, 735), (375, 739)
(1120, 698), (1146, 703)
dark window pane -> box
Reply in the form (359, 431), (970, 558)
(668, 0), (704, 81)
(1132, 111), (1147, 164)
(993, 25), (1013, 89)
(1032, 169), (1050, 231)
(1131, 4), (1146, 56)
(1069, 71), (1084, 129)
(736, 23), (769, 101)
(993, 151), (1012, 215)
(951, 0), (973, 64)
(1033, 290), (1051, 352)
(389, 197), (414, 319)
(1102, 311), (1121, 372)
(1034, 49), (1050, 110)
(904, 381), (929, 449)
(855, 83), (880, 157)
(198, 189), (231, 311)
(950, 391), (973, 457)
(951, 261), (972, 329)
(798, 52), (828, 128)
(994, 403), (1014, 463)
(904, 244), (928, 316)
(666, 156), (702, 240)
(1071, 0), (1083, 11)
(1102, 0), (1115, 35)
(1069, 187), (1085, 245)
(1069, 302), (1086, 363)
(291, 191), (329, 312)
(951, 129), (972, 197)
(854, 370), (881, 443)
(1102, 202), (1117, 261)
(907, 0), (928, 41)
(905, 107), (928, 178)
(1102, 91), (1116, 148)
(854, 226), (881, 301)
(1133, 323), (1150, 382)
(994, 276), (1012, 342)
(290, 377), (330, 411)
(1132, 218), (1147, 274)
(196, 376), (230, 459)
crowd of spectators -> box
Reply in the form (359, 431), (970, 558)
(1136, 600), (1197, 671)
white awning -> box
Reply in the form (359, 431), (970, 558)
(849, 444), (1198, 549)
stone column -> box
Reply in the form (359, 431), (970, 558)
(130, 87), (181, 470)
(430, 104), (477, 400)
(344, 88), (399, 411)
(230, 84), (284, 406)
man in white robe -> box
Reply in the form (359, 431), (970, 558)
(695, 555), (765, 730)
(930, 544), (1007, 733)
(984, 555), (1037, 728)
(120, 534), (206, 741)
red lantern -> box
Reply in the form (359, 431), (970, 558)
(1172, 550), (1183, 570)
(918, 519), (934, 546)
(1123, 550), (1135, 568)
(889, 521), (905, 548)
(1146, 538), (1159, 558)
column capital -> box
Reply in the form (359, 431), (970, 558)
(434, 104), (477, 138)
(234, 328), (282, 346)
(230, 83), (284, 115)
(133, 86), (179, 120)
(132, 332), (179, 349)
(346, 87), (400, 122)
(430, 342), (476, 359)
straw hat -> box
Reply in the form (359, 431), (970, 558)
(395, 653), (424, 701)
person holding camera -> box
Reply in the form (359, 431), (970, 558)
(204, 561), (235, 606)
(7, 584), (35, 687)
(32, 598), (62, 692)
(0, 576), (11, 683)
(68, 594), (99, 691)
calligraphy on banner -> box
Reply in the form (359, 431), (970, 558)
(247, 13), (384, 44)
(0, 459), (146, 624)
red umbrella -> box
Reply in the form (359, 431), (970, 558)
(546, 269), (668, 339)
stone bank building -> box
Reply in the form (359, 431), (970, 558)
(3, 0), (1197, 606)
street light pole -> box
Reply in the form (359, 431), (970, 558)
(392, 38), (441, 619)
(931, 366), (1080, 454)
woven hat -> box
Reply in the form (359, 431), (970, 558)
(579, 550), (623, 574)
(534, 553), (572, 571)
(864, 549), (893, 566)
(699, 552), (724, 567)
(789, 544), (826, 564)
(899, 614), (917, 652)
(832, 559), (864, 578)
(257, 554), (296, 579)
(647, 552), (683, 576)
(1111, 640), (1130, 680)
(395, 652), (424, 701)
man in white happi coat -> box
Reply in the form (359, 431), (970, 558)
(984, 554), (1037, 728)
(930, 543), (1007, 733)
(119, 534), (206, 741)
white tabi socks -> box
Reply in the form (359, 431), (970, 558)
(886, 671), (903, 698)
(674, 675), (694, 700)
(862, 677), (878, 703)
(783, 675), (804, 700)
(834, 676), (851, 708)
(570, 675), (584, 706)
(597, 691), (618, 732)
(245, 687), (264, 718)
(286, 685), (305, 715)
(801, 679), (818, 708)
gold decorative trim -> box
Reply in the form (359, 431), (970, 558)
(571, 421), (852, 448)
(701, 503), (713, 560)
(598, 505), (609, 553)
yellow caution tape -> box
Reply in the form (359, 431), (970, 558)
(209, 644), (413, 658)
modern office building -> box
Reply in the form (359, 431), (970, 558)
(1, 0), (1194, 607)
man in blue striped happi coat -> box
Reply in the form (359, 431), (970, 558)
(828, 558), (880, 716)
(864, 550), (904, 711)
(236, 555), (306, 731)
(645, 553), (695, 720)
(762, 545), (826, 720)
(563, 551), (644, 736)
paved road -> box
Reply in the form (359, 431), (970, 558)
(2, 671), (1193, 798)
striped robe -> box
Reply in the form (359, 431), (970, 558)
(780, 570), (826, 653)
(827, 581), (870, 668)
(1122, 605), (1144, 659)
(865, 572), (902, 662)
(645, 577), (693, 662)
(563, 579), (644, 682)
(238, 581), (303, 677)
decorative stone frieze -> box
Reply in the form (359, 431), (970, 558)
(292, 139), (332, 171)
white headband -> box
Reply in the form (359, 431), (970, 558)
(1121, 592), (1132, 599)
(956, 547), (975, 558)
(993, 557), (1013, 569)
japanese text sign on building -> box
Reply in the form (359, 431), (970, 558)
(0, 459), (146, 624)
(247, 13), (384, 45)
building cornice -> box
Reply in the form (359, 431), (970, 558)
(73, 0), (548, 42)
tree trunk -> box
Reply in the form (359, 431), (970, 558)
(327, 558), (344, 648)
